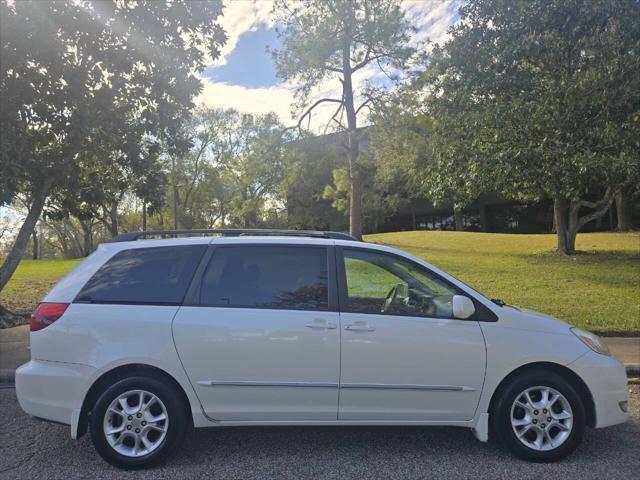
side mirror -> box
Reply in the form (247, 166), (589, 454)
(452, 295), (475, 319)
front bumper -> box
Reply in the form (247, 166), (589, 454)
(569, 350), (629, 428)
(15, 360), (96, 431)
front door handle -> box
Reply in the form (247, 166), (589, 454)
(305, 319), (337, 330)
(345, 322), (376, 332)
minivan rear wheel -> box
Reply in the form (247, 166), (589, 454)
(493, 370), (586, 462)
(89, 375), (188, 469)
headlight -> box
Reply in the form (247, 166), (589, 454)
(571, 327), (610, 356)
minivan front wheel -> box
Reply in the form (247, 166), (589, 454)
(89, 375), (188, 469)
(493, 370), (585, 462)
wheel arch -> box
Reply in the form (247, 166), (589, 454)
(77, 363), (193, 439)
(487, 362), (596, 429)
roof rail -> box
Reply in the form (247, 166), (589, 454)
(109, 229), (358, 243)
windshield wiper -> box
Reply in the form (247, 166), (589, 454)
(491, 298), (506, 307)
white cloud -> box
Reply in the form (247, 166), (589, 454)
(217, 0), (275, 66)
(200, 0), (462, 130)
(197, 78), (296, 121)
(403, 0), (462, 47)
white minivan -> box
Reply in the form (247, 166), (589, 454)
(15, 229), (629, 469)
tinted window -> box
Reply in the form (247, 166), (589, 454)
(76, 245), (207, 305)
(344, 249), (459, 317)
(200, 246), (328, 310)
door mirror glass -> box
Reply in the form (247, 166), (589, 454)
(452, 295), (475, 319)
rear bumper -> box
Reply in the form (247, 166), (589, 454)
(15, 360), (95, 432)
(569, 350), (629, 428)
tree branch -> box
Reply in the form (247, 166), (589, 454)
(573, 187), (616, 231)
(295, 97), (343, 131)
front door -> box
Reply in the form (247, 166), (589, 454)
(337, 247), (486, 421)
(173, 243), (340, 421)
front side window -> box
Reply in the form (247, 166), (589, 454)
(76, 245), (207, 305)
(200, 246), (329, 310)
(343, 249), (459, 317)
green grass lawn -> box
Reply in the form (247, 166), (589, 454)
(366, 231), (640, 335)
(0, 259), (81, 314)
(1, 231), (638, 334)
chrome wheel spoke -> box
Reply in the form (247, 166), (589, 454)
(141, 394), (157, 414)
(544, 429), (555, 448)
(552, 410), (572, 421)
(106, 424), (125, 435)
(146, 412), (167, 423)
(141, 433), (155, 451)
(532, 428), (544, 449)
(145, 422), (167, 434)
(516, 424), (533, 437)
(118, 398), (136, 415)
(512, 416), (531, 427)
(524, 391), (535, 408)
(550, 420), (570, 431)
(539, 388), (550, 408)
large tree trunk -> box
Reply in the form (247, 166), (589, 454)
(171, 157), (179, 230)
(615, 187), (633, 231)
(349, 165), (363, 238)
(108, 202), (119, 238)
(142, 202), (147, 231)
(554, 198), (575, 254)
(0, 180), (52, 292)
(453, 207), (464, 231)
(554, 188), (618, 255)
(479, 204), (488, 232)
(32, 230), (39, 260)
(79, 219), (93, 256)
(342, 39), (363, 240)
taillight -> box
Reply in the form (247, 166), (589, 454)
(30, 303), (69, 332)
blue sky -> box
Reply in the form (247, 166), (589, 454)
(0, 1), (464, 228)
(205, 25), (281, 89)
(196, 1), (464, 129)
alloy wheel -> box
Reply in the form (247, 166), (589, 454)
(510, 385), (573, 451)
(103, 389), (169, 457)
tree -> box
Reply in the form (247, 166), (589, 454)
(162, 107), (289, 230)
(0, 0), (226, 291)
(399, 0), (639, 253)
(271, 0), (416, 238)
(371, 84), (485, 232)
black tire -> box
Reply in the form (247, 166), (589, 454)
(89, 375), (188, 469)
(492, 369), (586, 462)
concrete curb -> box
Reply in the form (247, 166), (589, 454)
(0, 369), (15, 384)
(0, 366), (638, 385)
(627, 364), (640, 377)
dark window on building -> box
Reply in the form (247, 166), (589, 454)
(76, 245), (207, 305)
(200, 246), (328, 310)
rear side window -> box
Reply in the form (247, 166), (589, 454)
(199, 246), (329, 311)
(76, 245), (207, 305)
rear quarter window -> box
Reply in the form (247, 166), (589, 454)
(75, 245), (207, 305)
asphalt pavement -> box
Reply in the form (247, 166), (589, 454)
(0, 384), (638, 480)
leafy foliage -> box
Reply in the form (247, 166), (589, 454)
(0, 0), (226, 291)
(374, 0), (640, 253)
(271, 0), (417, 238)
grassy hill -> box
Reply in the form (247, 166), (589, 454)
(366, 231), (639, 334)
(1, 231), (638, 334)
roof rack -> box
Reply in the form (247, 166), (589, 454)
(109, 229), (358, 243)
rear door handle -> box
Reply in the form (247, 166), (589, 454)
(305, 319), (337, 330)
(345, 322), (376, 332)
